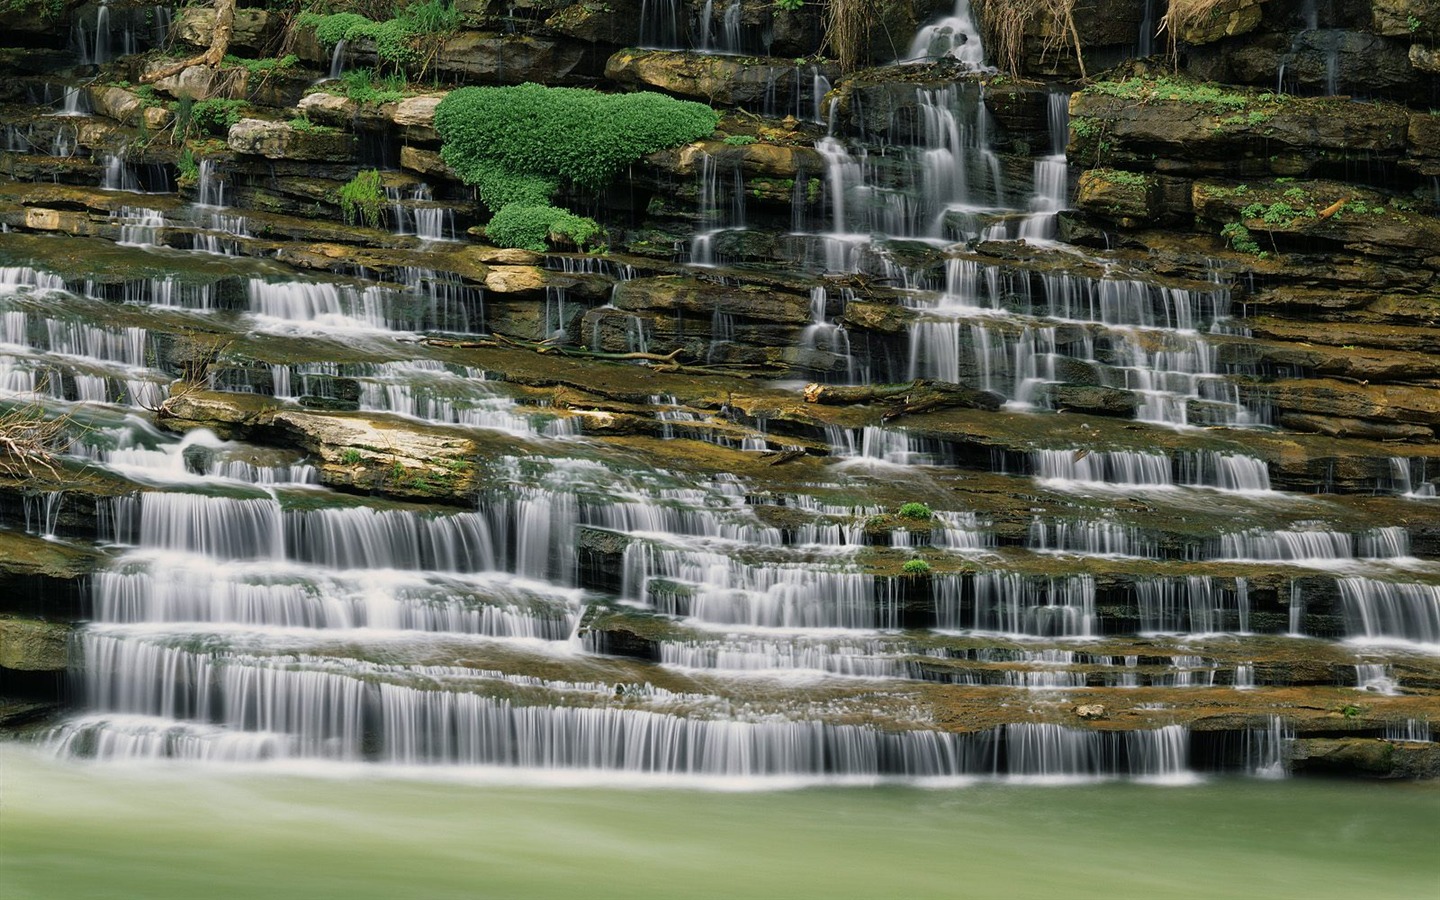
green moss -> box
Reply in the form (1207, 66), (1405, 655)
(901, 559), (932, 576)
(298, 0), (460, 69)
(337, 67), (408, 104)
(337, 169), (386, 229)
(223, 54), (299, 75)
(1083, 75), (1280, 113)
(435, 84), (719, 202)
(435, 84), (716, 251)
(898, 502), (933, 520)
(188, 99), (248, 136)
(722, 134), (757, 146)
(485, 204), (601, 253)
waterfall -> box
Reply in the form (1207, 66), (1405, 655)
(903, 0), (989, 69)
(1336, 578), (1440, 645)
(328, 40), (349, 79)
(637, 0), (684, 49)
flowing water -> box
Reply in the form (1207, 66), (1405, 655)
(4, 745), (1437, 900)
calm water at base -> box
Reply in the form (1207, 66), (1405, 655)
(3, 744), (1438, 900)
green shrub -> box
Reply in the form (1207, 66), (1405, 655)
(722, 134), (757, 146)
(339, 67), (407, 104)
(434, 84), (719, 208)
(189, 99), (247, 136)
(176, 147), (199, 182)
(901, 559), (932, 575)
(337, 169), (386, 229)
(485, 204), (601, 252)
(224, 54), (299, 75)
(299, 1), (460, 69)
(897, 502), (933, 520)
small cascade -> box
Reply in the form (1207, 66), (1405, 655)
(101, 154), (142, 192)
(1244, 716), (1293, 778)
(903, 0), (989, 70)
(637, 0), (684, 49)
(388, 183), (457, 242)
(903, 259), (1258, 426)
(329, 40), (349, 79)
(1135, 576), (1247, 634)
(797, 287), (861, 382)
(935, 572), (1098, 637)
(1028, 518), (1157, 558)
(1017, 93), (1070, 242)
(1384, 720), (1432, 743)
(1335, 578), (1440, 645)
(195, 159), (226, 208)
(112, 207), (166, 246)
(1030, 449), (1173, 487)
(690, 151), (746, 265)
(1354, 664), (1400, 696)
(828, 426), (951, 466)
(245, 274), (475, 334)
(1388, 457), (1437, 499)
(1206, 526), (1409, 564)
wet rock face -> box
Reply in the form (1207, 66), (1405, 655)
(1290, 738), (1440, 778)
(0, 617), (70, 671)
(226, 119), (355, 162)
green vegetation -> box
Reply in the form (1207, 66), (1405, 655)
(187, 99), (248, 136)
(223, 54), (300, 75)
(337, 67), (408, 104)
(722, 134), (758, 146)
(176, 147), (200, 182)
(340, 448), (363, 465)
(1083, 75), (1283, 114)
(1104, 169), (1148, 187)
(0, 0), (65, 21)
(485, 204), (601, 253)
(901, 559), (932, 576)
(897, 502), (932, 520)
(337, 169), (386, 228)
(1221, 222), (1265, 257)
(435, 84), (717, 250)
(774, 0), (803, 10)
(298, 0), (461, 70)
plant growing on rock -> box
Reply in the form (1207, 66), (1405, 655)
(898, 502), (933, 520)
(434, 84), (718, 251)
(901, 558), (932, 576)
(338, 169), (386, 229)
(299, 0), (462, 73)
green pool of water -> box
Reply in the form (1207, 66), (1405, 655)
(3, 745), (1437, 900)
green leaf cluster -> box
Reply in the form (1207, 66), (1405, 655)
(188, 99), (248, 136)
(435, 84), (717, 250)
(337, 169), (386, 228)
(435, 84), (719, 199)
(485, 204), (601, 253)
(299, 0), (460, 68)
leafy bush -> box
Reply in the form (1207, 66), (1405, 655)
(339, 67), (407, 104)
(299, 1), (461, 69)
(722, 134), (757, 146)
(338, 169), (386, 228)
(224, 54), (300, 75)
(435, 84), (719, 206)
(189, 99), (247, 136)
(485, 204), (601, 253)
(901, 559), (932, 575)
(898, 502), (933, 520)
(436, 84), (715, 251)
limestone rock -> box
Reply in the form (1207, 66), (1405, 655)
(297, 92), (357, 128)
(0, 617), (70, 671)
(670, 141), (824, 179)
(606, 49), (838, 108)
(1373, 0), (1440, 37)
(545, 0), (640, 45)
(391, 95), (446, 142)
(1177, 0), (1264, 44)
(173, 6), (276, 53)
(146, 64), (216, 101)
(400, 146), (456, 179)
(1411, 43), (1440, 74)
(1074, 704), (1106, 719)
(434, 32), (586, 83)
(226, 118), (354, 162)
(613, 276), (811, 324)
(1075, 168), (1157, 224)
(87, 86), (146, 126)
(484, 265), (551, 293)
(1291, 737), (1440, 778)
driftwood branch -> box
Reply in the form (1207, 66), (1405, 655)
(140, 0), (236, 84)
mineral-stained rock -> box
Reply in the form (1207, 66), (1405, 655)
(226, 118), (354, 161)
(605, 49), (838, 109)
(173, 7), (276, 52)
(0, 617), (70, 671)
(433, 32), (587, 83)
(1291, 737), (1440, 778)
(612, 276), (811, 324)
